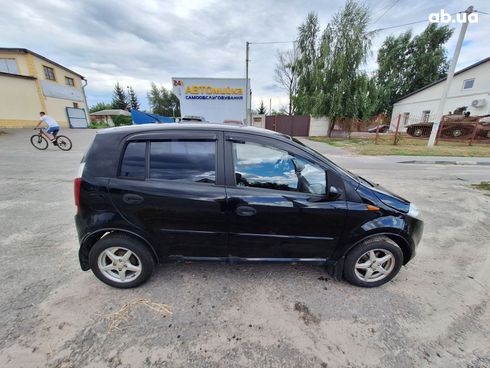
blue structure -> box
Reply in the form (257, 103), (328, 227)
(131, 110), (175, 124)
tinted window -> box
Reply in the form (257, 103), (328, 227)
(233, 142), (326, 194)
(120, 142), (146, 178)
(150, 140), (216, 183)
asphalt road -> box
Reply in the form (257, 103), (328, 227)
(0, 128), (489, 368)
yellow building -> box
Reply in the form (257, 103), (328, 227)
(0, 48), (89, 128)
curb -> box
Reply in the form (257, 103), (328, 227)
(400, 160), (490, 166)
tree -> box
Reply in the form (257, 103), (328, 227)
(111, 82), (128, 110)
(274, 49), (298, 115)
(376, 24), (453, 115)
(256, 100), (267, 114)
(314, 0), (373, 136)
(147, 82), (181, 117)
(128, 86), (140, 111)
(89, 102), (112, 113)
(293, 12), (320, 115)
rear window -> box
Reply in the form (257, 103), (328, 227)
(120, 142), (146, 178)
(149, 140), (216, 183)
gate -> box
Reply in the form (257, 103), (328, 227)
(265, 115), (310, 136)
(66, 107), (89, 128)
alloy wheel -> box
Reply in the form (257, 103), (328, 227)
(97, 247), (142, 283)
(354, 249), (395, 282)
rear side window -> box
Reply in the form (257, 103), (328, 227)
(150, 140), (216, 183)
(120, 142), (146, 178)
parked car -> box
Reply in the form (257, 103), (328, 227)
(75, 124), (423, 288)
(367, 124), (390, 133)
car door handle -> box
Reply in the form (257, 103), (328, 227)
(236, 206), (256, 217)
(123, 193), (144, 205)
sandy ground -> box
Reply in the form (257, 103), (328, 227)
(0, 128), (489, 368)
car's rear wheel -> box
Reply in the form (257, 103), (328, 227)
(343, 237), (403, 287)
(89, 234), (155, 288)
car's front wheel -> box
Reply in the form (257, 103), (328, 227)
(89, 234), (155, 288)
(343, 237), (403, 287)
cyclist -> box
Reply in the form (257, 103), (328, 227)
(35, 112), (60, 144)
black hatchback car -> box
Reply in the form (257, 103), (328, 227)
(75, 124), (423, 288)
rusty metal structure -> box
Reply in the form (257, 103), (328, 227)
(406, 107), (490, 143)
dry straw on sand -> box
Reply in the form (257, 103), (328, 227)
(107, 298), (172, 332)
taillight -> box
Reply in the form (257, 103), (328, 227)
(74, 177), (81, 208)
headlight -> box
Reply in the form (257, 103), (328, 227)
(408, 203), (421, 219)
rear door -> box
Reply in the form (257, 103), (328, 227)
(224, 132), (347, 259)
(108, 130), (228, 257)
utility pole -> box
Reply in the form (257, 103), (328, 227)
(428, 6), (474, 147)
(245, 41), (250, 125)
(269, 98), (272, 115)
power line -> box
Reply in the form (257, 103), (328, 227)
(371, 0), (403, 26)
(368, 11), (460, 33)
(368, 18), (429, 33)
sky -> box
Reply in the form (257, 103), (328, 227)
(1, 0), (489, 112)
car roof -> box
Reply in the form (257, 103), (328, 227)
(97, 122), (291, 139)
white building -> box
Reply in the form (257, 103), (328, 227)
(390, 56), (490, 130)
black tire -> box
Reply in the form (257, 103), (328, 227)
(413, 128), (423, 137)
(55, 135), (72, 151)
(343, 236), (403, 288)
(89, 233), (155, 288)
(30, 134), (48, 150)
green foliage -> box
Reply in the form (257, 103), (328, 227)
(256, 100), (267, 114)
(294, 12), (320, 115)
(112, 115), (132, 126)
(111, 82), (128, 110)
(376, 24), (453, 114)
(89, 102), (112, 113)
(314, 0), (372, 135)
(128, 86), (140, 110)
(293, 2), (373, 136)
(89, 121), (109, 129)
(147, 82), (180, 117)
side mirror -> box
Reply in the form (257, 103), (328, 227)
(327, 185), (341, 200)
(292, 158), (305, 173)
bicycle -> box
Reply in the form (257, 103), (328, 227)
(30, 128), (72, 151)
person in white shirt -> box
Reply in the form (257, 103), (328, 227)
(35, 112), (60, 141)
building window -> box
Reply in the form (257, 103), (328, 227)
(43, 66), (56, 81)
(402, 112), (410, 126)
(462, 78), (474, 90)
(422, 110), (430, 123)
(0, 58), (18, 74)
(65, 76), (75, 86)
(73, 102), (79, 108)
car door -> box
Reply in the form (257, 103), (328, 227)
(108, 130), (228, 258)
(224, 132), (347, 259)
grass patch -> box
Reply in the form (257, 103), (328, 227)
(309, 136), (490, 157)
(471, 182), (490, 195)
(89, 121), (110, 129)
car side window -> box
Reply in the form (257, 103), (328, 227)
(120, 141), (146, 178)
(232, 141), (326, 195)
(149, 140), (216, 183)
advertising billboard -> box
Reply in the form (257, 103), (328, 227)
(172, 77), (249, 123)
